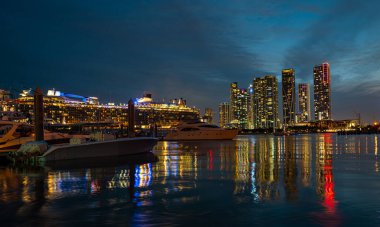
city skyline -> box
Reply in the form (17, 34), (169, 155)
(1, 1), (380, 123)
(222, 63), (329, 129)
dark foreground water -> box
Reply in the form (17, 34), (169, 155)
(1, 134), (380, 226)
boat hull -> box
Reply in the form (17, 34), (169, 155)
(165, 130), (238, 141)
(0, 134), (71, 152)
(42, 137), (157, 162)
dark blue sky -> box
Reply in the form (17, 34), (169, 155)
(1, 0), (380, 123)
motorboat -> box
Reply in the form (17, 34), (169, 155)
(164, 121), (238, 141)
(42, 137), (158, 162)
(0, 121), (71, 151)
(2, 121), (158, 163)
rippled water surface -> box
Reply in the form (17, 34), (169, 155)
(1, 134), (380, 226)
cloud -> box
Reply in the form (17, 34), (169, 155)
(284, 0), (380, 83)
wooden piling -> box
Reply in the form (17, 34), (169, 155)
(34, 87), (44, 141)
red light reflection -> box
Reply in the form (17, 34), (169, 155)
(209, 149), (213, 170)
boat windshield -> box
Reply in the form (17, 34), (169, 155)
(0, 124), (13, 138)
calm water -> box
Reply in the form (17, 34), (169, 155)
(1, 134), (380, 226)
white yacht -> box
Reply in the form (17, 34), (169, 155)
(0, 121), (71, 151)
(164, 121), (238, 141)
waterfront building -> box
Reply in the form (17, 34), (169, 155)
(282, 69), (296, 127)
(247, 84), (254, 129)
(202, 108), (213, 124)
(0, 90), (17, 114)
(314, 62), (331, 120)
(253, 75), (279, 129)
(229, 83), (249, 129)
(16, 89), (200, 129)
(237, 88), (249, 129)
(298, 83), (311, 122)
(230, 82), (240, 123)
(0, 89), (11, 101)
(219, 102), (230, 128)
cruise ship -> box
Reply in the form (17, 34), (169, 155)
(164, 121), (238, 141)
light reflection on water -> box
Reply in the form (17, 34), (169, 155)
(0, 134), (380, 226)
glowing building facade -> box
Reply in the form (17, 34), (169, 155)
(237, 88), (249, 129)
(253, 75), (279, 129)
(229, 83), (249, 129)
(298, 83), (311, 122)
(314, 63), (331, 120)
(0, 89), (11, 101)
(202, 108), (213, 124)
(282, 69), (296, 127)
(230, 82), (240, 123)
(219, 102), (230, 128)
(247, 84), (254, 129)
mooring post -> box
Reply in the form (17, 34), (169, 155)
(128, 99), (135, 138)
(34, 87), (44, 141)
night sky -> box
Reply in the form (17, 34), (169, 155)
(1, 0), (380, 123)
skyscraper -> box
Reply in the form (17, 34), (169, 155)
(229, 83), (249, 129)
(230, 82), (240, 122)
(237, 88), (249, 129)
(253, 75), (279, 129)
(203, 108), (213, 124)
(282, 68), (296, 127)
(219, 102), (230, 128)
(247, 84), (254, 129)
(298, 83), (311, 122)
(313, 62), (331, 120)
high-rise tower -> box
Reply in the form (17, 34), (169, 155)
(237, 88), (249, 129)
(219, 102), (230, 128)
(313, 63), (331, 120)
(203, 108), (213, 124)
(282, 68), (296, 126)
(247, 84), (254, 129)
(298, 83), (311, 122)
(253, 75), (279, 129)
(230, 82), (240, 123)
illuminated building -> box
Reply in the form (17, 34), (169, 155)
(16, 89), (200, 128)
(282, 68), (296, 127)
(247, 84), (254, 129)
(229, 83), (249, 129)
(230, 82), (240, 123)
(298, 83), (311, 122)
(202, 108), (213, 124)
(253, 75), (279, 129)
(314, 62), (331, 120)
(0, 89), (13, 113)
(0, 89), (11, 101)
(237, 88), (249, 129)
(219, 102), (230, 128)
